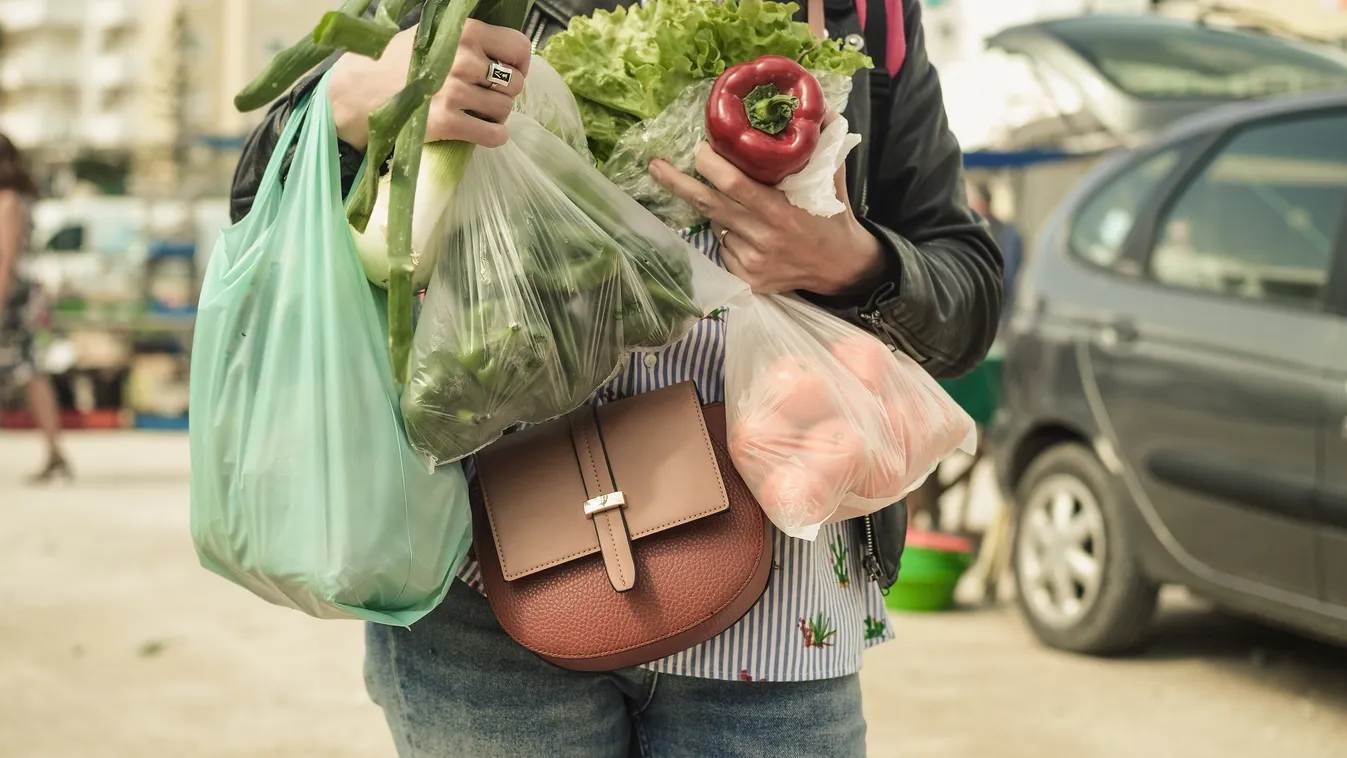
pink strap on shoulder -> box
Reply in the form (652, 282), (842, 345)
(855, 0), (907, 77)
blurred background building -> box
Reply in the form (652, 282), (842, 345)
(0, 0), (332, 198)
(0, 0), (337, 430)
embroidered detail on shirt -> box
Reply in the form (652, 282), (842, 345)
(800, 614), (837, 648)
(864, 615), (887, 641)
(830, 534), (850, 588)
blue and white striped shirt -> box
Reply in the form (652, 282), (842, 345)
(460, 227), (894, 682)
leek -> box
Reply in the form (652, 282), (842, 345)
(312, 12), (399, 58)
(233, 0), (378, 112)
(349, 142), (475, 290)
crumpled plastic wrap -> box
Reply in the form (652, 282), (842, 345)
(513, 55), (593, 160)
(776, 114), (862, 217)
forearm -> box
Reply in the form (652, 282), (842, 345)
(230, 62), (364, 223)
(229, 2), (425, 223)
(826, 0), (1002, 379)
(861, 219), (1001, 378)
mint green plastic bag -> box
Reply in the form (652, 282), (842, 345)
(188, 76), (471, 626)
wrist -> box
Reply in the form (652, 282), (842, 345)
(328, 58), (370, 150)
(816, 223), (886, 296)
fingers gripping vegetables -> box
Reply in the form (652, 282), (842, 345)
(235, 0), (535, 384)
(602, 73), (854, 230)
(706, 56), (825, 186)
(543, 0), (868, 227)
(351, 56), (590, 292)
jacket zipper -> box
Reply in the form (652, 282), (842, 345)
(861, 515), (883, 584)
(527, 8), (547, 51)
(861, 310), (929, 363)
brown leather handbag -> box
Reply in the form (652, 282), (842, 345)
(471, 381), (773, 672)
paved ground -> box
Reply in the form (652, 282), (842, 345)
(3, 431), (1347, 758)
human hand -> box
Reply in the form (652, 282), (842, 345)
(649, 143), (885, 295)
(329, 21), (531, 150)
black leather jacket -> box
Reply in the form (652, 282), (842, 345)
(228, 0), (1002, 588)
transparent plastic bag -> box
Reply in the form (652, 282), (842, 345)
(513, 55), (592, 159)
(402, 112), (746, 465)
(725, 293), (976, 540)
(603, 71), (854, 230)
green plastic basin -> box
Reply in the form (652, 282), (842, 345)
(885, 540), (974, 613)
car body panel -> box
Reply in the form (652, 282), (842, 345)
(1081, 281), (1330, 596)
(1317, 205), (1347, 608)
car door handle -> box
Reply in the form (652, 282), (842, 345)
(1096, 320), (1139, 348)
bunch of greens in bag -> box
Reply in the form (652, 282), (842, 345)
(400, 106), (741, 465)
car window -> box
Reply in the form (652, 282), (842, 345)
(1149, 113), (1347, 309)
(1069, 149), (1182, 270)
(1045, 19), (1347, 100)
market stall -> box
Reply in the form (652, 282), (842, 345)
(2, 200), (228, 431)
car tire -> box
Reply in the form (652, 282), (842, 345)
(1012, 443), (1158, 655)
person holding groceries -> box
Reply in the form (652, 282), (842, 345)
(230, 0), (1001, 754)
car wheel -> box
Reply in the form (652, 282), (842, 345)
(1012, 443), (1158, 655)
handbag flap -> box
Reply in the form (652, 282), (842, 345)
(476, 382), (729, 581)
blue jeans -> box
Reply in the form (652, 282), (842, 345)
(364, 581), (868, 757)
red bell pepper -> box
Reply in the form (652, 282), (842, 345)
(705, 55), (826, 186)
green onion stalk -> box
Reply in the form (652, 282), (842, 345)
(234, 0), (534, 383)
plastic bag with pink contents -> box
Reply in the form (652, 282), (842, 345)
(725, 293), (976, 540)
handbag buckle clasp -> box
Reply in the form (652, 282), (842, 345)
(583, 491), (627, 518)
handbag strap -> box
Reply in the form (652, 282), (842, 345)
(569, 407), (638, 593)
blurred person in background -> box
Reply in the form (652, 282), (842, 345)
(972, 184), (1022, 332)
(0, 133), (71, 484)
